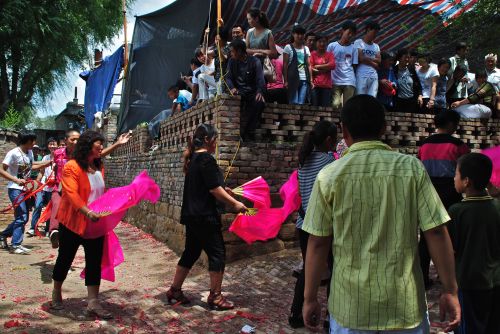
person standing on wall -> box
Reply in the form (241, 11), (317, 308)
(0, 133), (52, 254)
(393, 48), (423, 114)
(283, 25), (313, 105)
(246, 8), (278, 65)
(328, 21), (358, 111)
(166, 124), (247, 310)
(310, 34), (335, 107)
(447, 42), (470, 105)
(353, 21), (381, 97)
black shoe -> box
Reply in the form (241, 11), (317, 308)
(0, 235), (8, 249)
(288, 314), (305, 329)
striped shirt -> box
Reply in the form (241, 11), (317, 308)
(297, 151), (335, 229)
(302, 141), (449, 330)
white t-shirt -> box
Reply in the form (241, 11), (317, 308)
(2, 148), (34, 190)
(87, 171), (105, 204)
(487, 68), (500, 93)
(283, 45), (311, 80)
(174, 89), (192, 103)
(417, 65), (439, 98)
(200, 60), (215, 75)
(40, 154), (54, 192)
(327, 41), (357, 86)
(353, 38), (380, 79)
(192, 67), (201, 85)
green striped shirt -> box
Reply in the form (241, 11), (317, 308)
(302, 141), (450, 330)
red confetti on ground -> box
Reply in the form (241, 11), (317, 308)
(13, 296), (27, 303)
(4, 320), (21, 328)
(236, 310), (267, 322)
(9, 313), (29, 319)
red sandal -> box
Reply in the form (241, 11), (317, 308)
(207, 291), (234, 310)
(166, 286), (190, 305)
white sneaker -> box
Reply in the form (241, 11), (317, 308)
(26, 229), (35, 237)
(17, 245), (31, 252)
(11, 246), (30, 255)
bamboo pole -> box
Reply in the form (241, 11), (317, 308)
(123, 0), (128, 71)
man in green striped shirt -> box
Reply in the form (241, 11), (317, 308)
(302, 95), (461, 333)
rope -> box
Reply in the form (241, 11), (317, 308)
(224, 138), (241, 182)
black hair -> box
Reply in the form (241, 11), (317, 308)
(455, 42), (467, 52)
(168, 85), (179, 93)
(248, 8), (270, 29)
(194, 47), (204, 58)
(298, 120), (337, 167)
(290, 24), (306, 43)
(396, 48), (409, 61)
(434, 110), (460, 129)
(190, 58), (202, 67)
(219, 27), (231, 42)
(417, 52), (432, 64)
(381, 51), (395, 61)
(475, 70), (488, 79)
(454, 64), (467, 74)
(72, 130), (105, 171)
(58, 138), (65, 144)
(183, 124), (218, 174)
(437, 57), (451, 69)
(305, 32), (316, 39)
(315, 33), (327, 41)
(230, 39), (247, 54)
(341, 95), (385, 140)
(232, 24), (245, 32)
(18, 132), (36, 145)
(47, 137), (57, 144)
(365, 20), (381, 32)
(65, 129), (80, 139)
(409, 48), (419, 57)
(341, 20), (357, 33)
(457, 153), (492, 191)
(176, 78), (188, 90)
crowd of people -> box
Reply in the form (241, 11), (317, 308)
(169, 8), (499, 136)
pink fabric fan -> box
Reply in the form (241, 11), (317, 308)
(482, 146), (500, 187)
(232, 176), (271, 208)
(80, 170), (160, 282)
(229, 208), (284, 244)
(279, 170), (301, 218)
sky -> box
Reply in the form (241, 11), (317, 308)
(43, 0), (176, 117)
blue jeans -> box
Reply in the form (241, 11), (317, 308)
(1, 188), (30, 246)
(290, 80), (309, 104)
(30, 190), (52, 231)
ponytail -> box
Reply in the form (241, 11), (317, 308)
(183, 123), (218, 174)
(248, 8), (270, 29)
(298, 120), (337, 167)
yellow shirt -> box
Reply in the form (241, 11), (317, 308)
(302, 141), (449, 330)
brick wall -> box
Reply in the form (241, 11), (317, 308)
(0, 131), (19, 227)
(103, 96), (500, 262)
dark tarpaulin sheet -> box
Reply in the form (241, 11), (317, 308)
(118, 0), (212, 133)
(80, 47), (124, 128)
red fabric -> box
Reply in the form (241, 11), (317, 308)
(418, 143), (469, 161)
(267, 58), (284, 90)
(310, 51), (335, 88)
(482, 146), (500, 187)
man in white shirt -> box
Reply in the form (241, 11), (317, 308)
(327, 21), (358, 110)
(0, 133), (51, 254)
(353, 21), (381, 97)
(485, 53), (500, 93)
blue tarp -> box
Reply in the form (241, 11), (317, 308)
(80, 47), (124, 128)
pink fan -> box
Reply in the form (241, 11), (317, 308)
(229, 208), (284, 244)
(279, 170), (301, 218)
(482, 147), (500, 187)
(232, 176), (271, 208)
(84, 170), (161, 238)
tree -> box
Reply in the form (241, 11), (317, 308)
(0, 0), (130, 118)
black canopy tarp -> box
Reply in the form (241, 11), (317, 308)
(118, 0), (212, 133)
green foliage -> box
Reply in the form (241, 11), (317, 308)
(30, 115), (57, 130)
(0, 104), (22, 129)
(0, 0), (133, 117)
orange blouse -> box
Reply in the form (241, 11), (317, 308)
(55, 159), (105, 236)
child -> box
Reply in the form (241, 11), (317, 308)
(289, 120), (336, 329)
(309, 34), (335, 107)
(451, 153), (500, 333)
(167, 85), (191, 115)
(353, 21), (381, 97)
(283, 25), (312, 105)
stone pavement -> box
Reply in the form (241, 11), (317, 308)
(0, 222), (449, 334)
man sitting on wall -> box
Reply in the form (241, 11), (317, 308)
(225, 39), (266, 141)
(168, 85), (192, 116)
(451, 70), (496, 119)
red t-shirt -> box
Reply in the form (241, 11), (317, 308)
(310, 51), (335, 88)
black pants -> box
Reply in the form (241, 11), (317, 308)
(240, 94), (265, 141)
(394, 96), (419, 113)
(457, 287), (500, 334)
(265, 88), (288, 104)
(178, 221), (225, 272)
(311, 87), (332, 107)
(290, 228), (333, 317)
(52, 224), (104, 286)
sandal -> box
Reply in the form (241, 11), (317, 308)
(86, 299), (113, 319)
(166, 286), (190, 305)
(207, 290), (234, 310)
(50, 289), (64, 310)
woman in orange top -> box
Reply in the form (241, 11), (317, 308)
(51, 130), (111, 319)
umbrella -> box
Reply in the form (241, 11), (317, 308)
(232, 176), (271, 208)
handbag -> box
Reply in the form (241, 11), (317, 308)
(263, 56), (277, 83)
